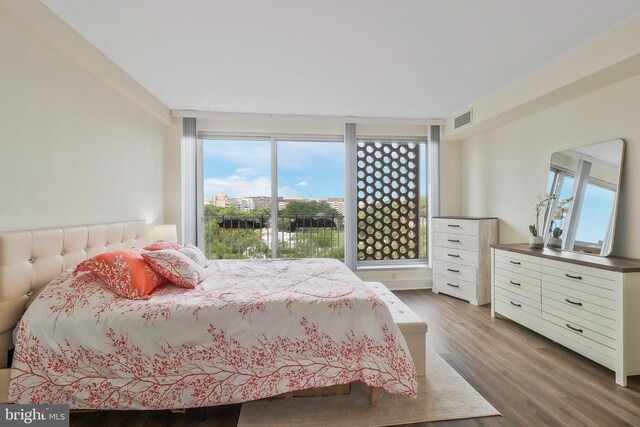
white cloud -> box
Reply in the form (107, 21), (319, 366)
(235, 167), (258, 175)
(202, 141), (271, 174)
(296, 180), (309, 187)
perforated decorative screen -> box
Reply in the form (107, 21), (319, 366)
(356, 141), (420, 261)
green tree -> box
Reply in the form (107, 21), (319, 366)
(419, 196), (427, 217)
(203, 218), (269, 259)
(280, 200), (340, 216)
(204, 205), (270, 217)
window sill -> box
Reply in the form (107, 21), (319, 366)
(357, 263), (430, 272)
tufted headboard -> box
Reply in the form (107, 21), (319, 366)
(0, 220), (146, 370)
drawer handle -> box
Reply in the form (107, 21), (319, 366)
(510, 261), (521, 265)
(447, 268), (460, 273)
(564, 298), (582, 306)
(448, 239), (461, 243)
(446, 283), (460, 288)
(509, 280), (521, 286)
(448, 224), (460, 228)
(447, 253), (460, 258)
(566, 323), (584, 333)
(565, 273), (583, 280)
(510, 301), (522, 308)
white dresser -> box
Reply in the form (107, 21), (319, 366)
(432, 217), (499, 306)
(491, 244), (640, 386)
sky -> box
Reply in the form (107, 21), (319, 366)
(574, 184), (615, 245)
(203, 139), (345, 200)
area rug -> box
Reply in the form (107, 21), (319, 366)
(237, 348), (500, 426)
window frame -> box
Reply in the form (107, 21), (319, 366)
(196, 130), (434, 268)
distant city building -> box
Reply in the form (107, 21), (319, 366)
(226, 197), (254, 212)
(212, 193), (229, 208)
(322, 198), (345, 215)
(206, 194), (343, 215)
(248, 196), (272, 211)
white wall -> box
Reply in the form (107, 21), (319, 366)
(440, 139), (462, 216)
(461, 74), (640, 258)
(0, 4), (168, 236)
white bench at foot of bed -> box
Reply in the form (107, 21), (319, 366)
(364, 282), (428, 376)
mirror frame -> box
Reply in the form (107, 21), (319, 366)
(542, 139), (625, 257)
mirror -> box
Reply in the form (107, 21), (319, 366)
(543, 139), (625, 256)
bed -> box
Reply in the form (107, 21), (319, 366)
(0, 221), (418, 410)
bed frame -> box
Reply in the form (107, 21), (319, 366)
(0, 221), (147, 403)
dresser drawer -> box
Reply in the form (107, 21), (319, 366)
(433, 219), (478, 236)
(543, 281), (615, 310)
(543, 319), (615, 370)
(541, 271), (614, 301)
(434, 232), (477, 252)
(541, 302), (615, 339)
(542, 262), (617, 291)
(495, 288), (540, 315)
(542, 287), (615, 321)
(494, 267), (541, 290)
(495, 299), (543, 333)
(434, 260), (477, 283)
(494, 251), (541, 278)
(433, 246), (478, 268)
(433, 274), (476, 302)
(495, 275), (541, 301)
(543, 311), (615, 349)
(541, 295), (615, 330)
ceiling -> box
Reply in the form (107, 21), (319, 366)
(41, 0), (640, 119)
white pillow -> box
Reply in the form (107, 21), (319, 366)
(141, 249), (205, 289)
(179, 244), (208, 267)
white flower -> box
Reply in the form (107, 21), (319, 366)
(552, 208), (563, 221)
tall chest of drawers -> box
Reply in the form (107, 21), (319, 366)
(491, 244), (640, 386)
(432, 217), (499, 306)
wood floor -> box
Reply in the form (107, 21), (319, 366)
(70, 290), (640, 427)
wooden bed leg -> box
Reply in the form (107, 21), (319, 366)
(370, 386), (378, 407)
(196, 407), (206, 422)
(336, 384), (343, 396)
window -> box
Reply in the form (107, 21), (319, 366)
(545, 168), (574, 237)
(200, 137), (344, 260)
(201, 139), (273, 259)
(277, 140), (345, 260)
(356, 140), (427, 264)
(195, 127), (436, 267)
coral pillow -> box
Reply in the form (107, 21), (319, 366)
(141, 250), (205, 289)
(144, 240), (182, 251)
(179, 244), (208, 267)
(75, 250), (165, 299)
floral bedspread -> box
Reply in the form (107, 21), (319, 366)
(9, 258), (417, 409)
